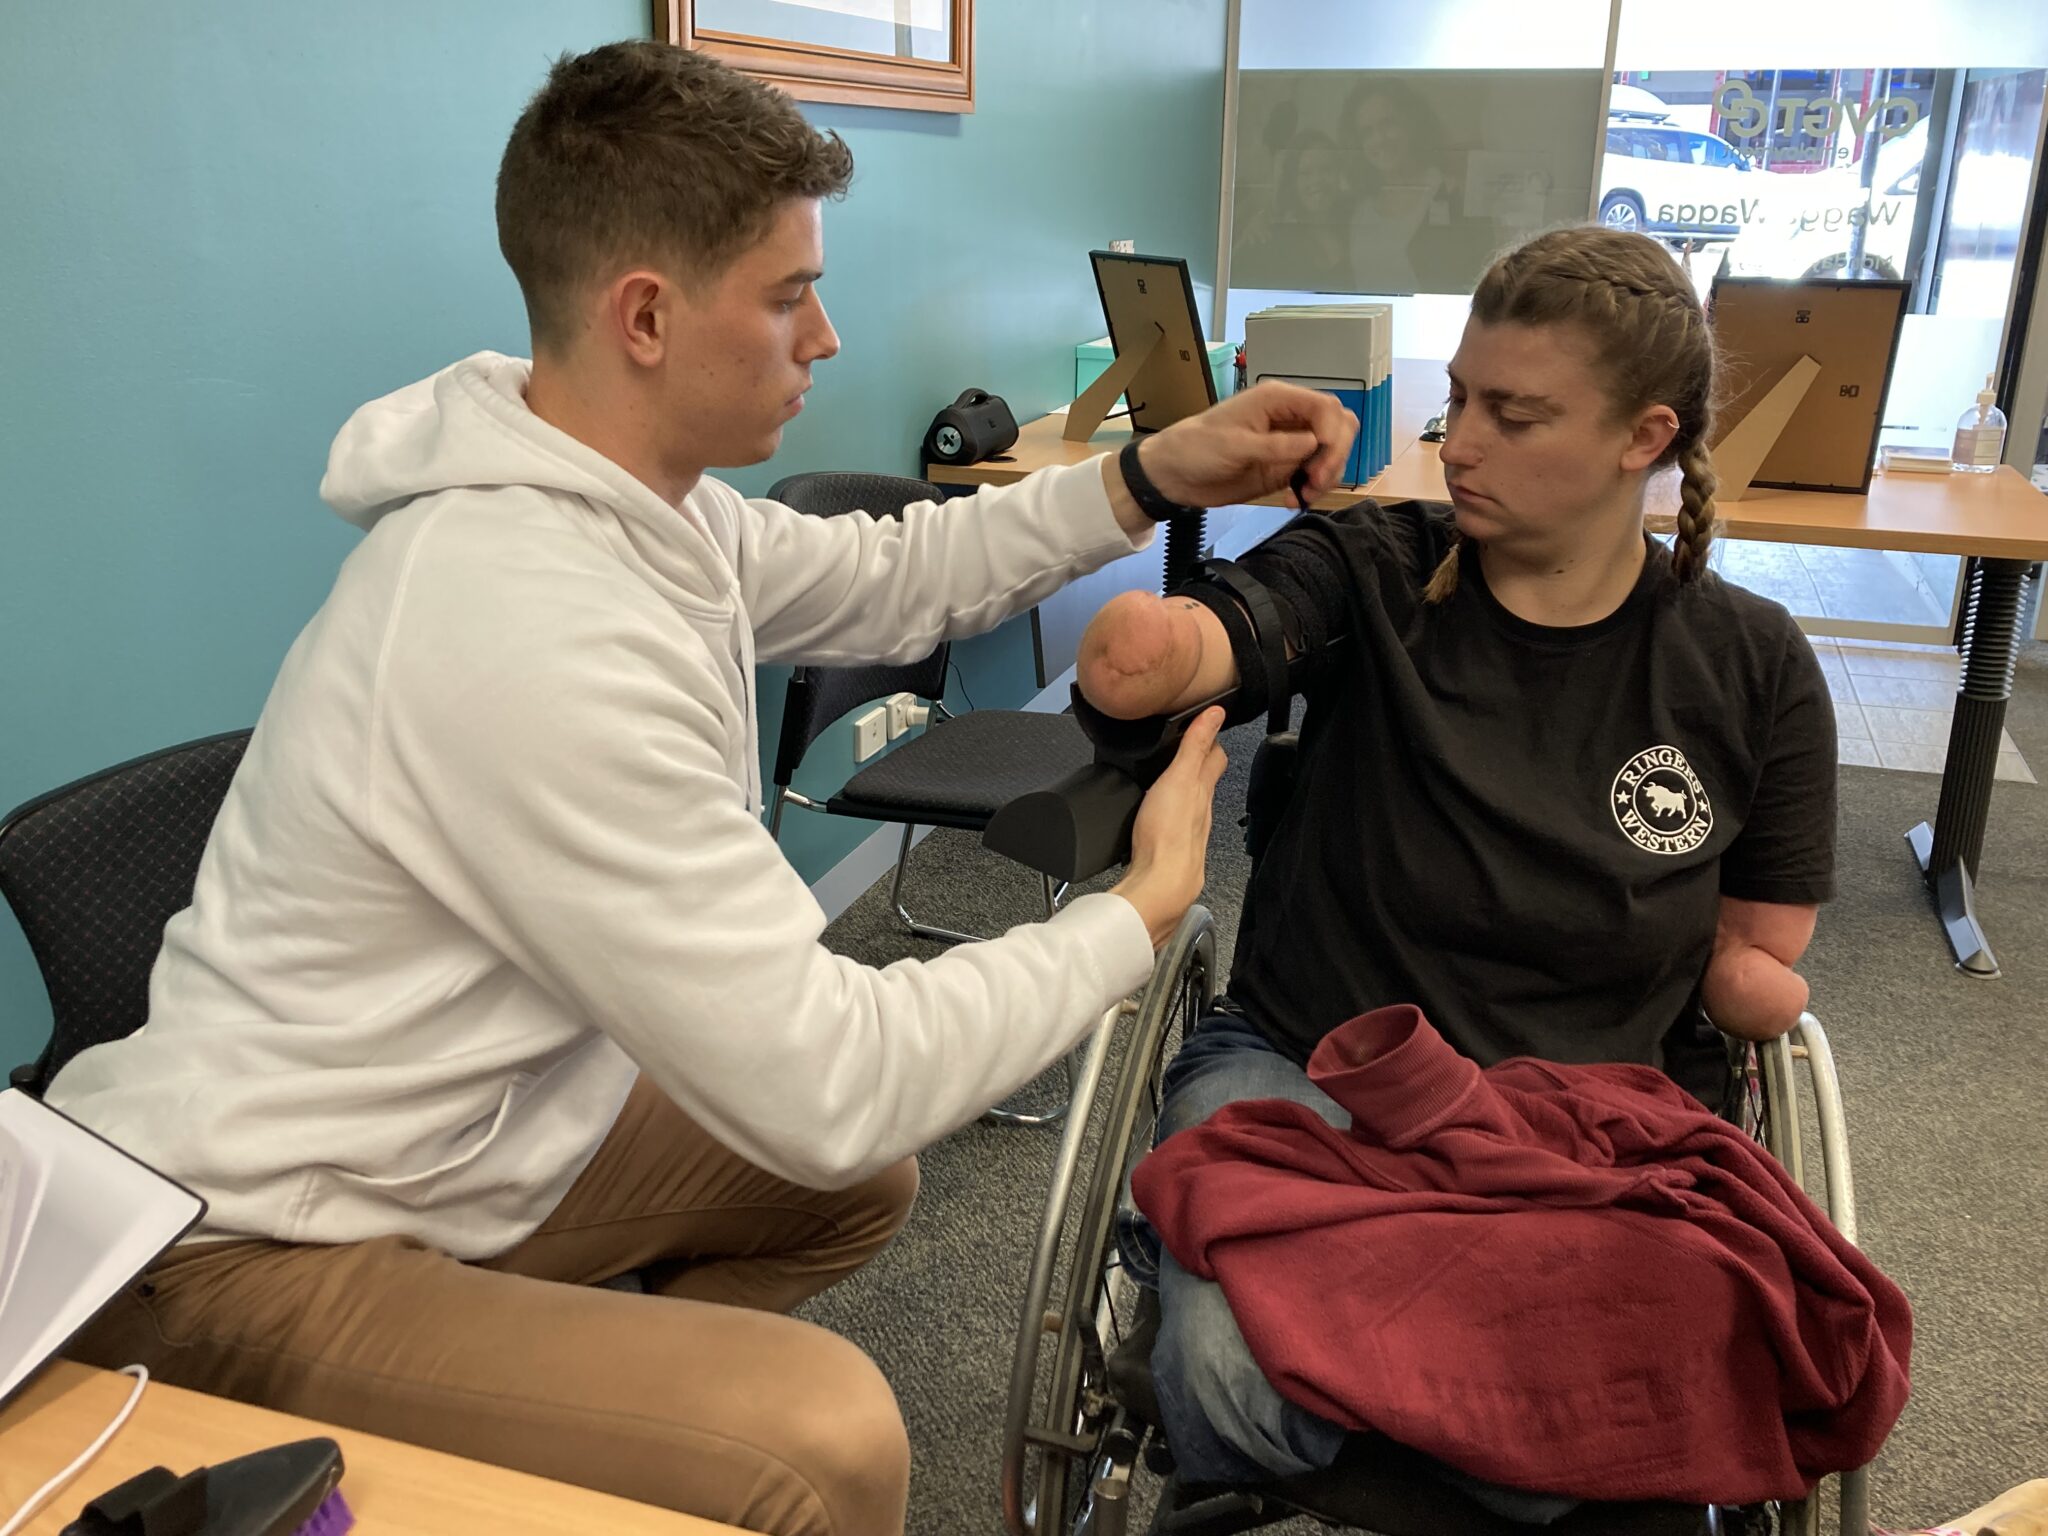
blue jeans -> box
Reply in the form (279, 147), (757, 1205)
(1121, 1011), (1580, 1526)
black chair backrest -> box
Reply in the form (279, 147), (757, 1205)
(0, 729), (252, 1093)
(765, 472), (954, 788)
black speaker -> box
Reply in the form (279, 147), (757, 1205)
(922, 388), (1019, 466)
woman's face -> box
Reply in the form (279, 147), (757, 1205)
(1292, 143), (1341, 216)
(1348, 93), (1412, 177)
(1438, 319), (1674, 560)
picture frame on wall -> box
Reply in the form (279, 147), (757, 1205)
(656, 0), (974, 114)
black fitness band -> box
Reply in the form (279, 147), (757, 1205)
(1118, 437), (1200, 524)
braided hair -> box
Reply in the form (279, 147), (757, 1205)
(1426, 226), (1717, 602)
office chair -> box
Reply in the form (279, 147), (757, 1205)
(1, 729), (252, 1094)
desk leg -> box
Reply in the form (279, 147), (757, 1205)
(1907, 556), (2031, 978)
(1163, 511), (1207, 593)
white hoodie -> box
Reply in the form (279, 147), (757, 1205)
(47, 353), (1158, 1259)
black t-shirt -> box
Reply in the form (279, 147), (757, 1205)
(1220, 501), (1837, 1107)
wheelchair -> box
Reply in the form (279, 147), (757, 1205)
(993, 732), (1874, 1536)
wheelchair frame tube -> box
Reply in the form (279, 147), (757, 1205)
(1793, 1013), (1870, 1536)
(1001, 907), (1216, 1536)
(1002, 1000), (1121, 1536)
(1764, 1014), (1871, 1536)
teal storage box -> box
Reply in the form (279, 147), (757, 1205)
(1075, 336), (1236, 408)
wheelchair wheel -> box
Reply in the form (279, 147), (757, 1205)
(1001, 906), (1216, 1536)
(1742, 1018), (1870, 1536)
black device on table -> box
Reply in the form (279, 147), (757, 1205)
(922, 388), (1020, 467)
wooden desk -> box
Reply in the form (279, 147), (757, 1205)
(1362, 441), (2048, 562)
(928, 357), (1450, 514)
(932, 398), (2048, 977)
(0, 1361), (747, 1535)
(947, 404), (2048, 565)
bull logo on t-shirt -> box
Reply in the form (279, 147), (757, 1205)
(1611, 746), (1714, 855)
(1641, 782), (1689, 818)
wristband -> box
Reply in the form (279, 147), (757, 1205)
(1118, 438), (1200, 524)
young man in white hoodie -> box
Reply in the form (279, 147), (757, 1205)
(49, 39), (1355, 1536)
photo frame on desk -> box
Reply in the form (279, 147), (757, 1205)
(1707, 277), (1910, 496)
(657, 0), (975, 114)
(1068, 251), (1217, 443)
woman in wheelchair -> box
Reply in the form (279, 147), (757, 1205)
(1074, 226), (1838, 1519)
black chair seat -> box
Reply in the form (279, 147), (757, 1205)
(827, 709), (1094, 829)
(1105, 1295), (1711, 1536)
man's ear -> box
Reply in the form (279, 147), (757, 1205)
(608, 270), (669, 369)
(1621, 403), (1680, 473)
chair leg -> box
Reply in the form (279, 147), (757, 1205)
(887, 829), (1080, 1127)
(981, 873), (1083, 1130)
(892, 833), (1071, 944)
(983, 1064), (1080, 1129)
(889, 823), (984, 946)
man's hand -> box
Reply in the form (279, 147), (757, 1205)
(1701, 896), (1818, 1042)
(1140, 381), (1359, 509)
(1111, 707), (1228, 949)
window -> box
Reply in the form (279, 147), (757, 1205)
(1598, 7), (2047, 639)
(1696, 134), (1741, 168)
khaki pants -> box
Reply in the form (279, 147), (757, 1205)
(69, 1078), (920, 1536)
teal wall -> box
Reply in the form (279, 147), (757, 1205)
(0, 1), (1228, 1066)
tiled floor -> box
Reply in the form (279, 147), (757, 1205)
(1718, 541), (1959, 630)
(1709, 540), (2036, 783)
(1811, 637), (2036, 783)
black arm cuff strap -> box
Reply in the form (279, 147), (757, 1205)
(1064, 558), (1296, 787)
(1180, 558), (1291, 737)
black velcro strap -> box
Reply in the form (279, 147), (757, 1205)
(1180, 558), (1290, 737)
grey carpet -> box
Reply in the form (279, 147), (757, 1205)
(801, 645), (2048, 1535)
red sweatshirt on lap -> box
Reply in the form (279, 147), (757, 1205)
(1133, 1005), (1912, 1504)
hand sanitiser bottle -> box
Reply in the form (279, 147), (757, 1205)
(1951, 374), (2008, 474)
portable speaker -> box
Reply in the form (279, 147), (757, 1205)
(922, 388), (1019, 466)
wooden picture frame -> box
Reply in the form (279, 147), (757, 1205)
(656, 1), (974, 114)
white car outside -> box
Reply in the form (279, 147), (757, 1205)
(1598, 99), (1938, 282)
(1599, 116), (1760, 238)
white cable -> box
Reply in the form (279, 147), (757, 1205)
(0, 1364), (149, 1536)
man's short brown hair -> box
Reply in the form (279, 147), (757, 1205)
(496, 41), (854, 351)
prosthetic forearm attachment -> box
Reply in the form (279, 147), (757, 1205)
(981, 561), (1297, 882)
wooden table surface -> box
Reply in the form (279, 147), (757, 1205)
(931, 359), (2048, 563)
(1, 1361), (748, 1535)
(1366, 443), (2048, 562)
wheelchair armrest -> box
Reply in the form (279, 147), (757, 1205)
(1242, 732), (1299, 863)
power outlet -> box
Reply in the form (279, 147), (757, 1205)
(853, 706), (888, 762)
(885, 691), (930, 740)
(1109, 237), (1136, 254)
